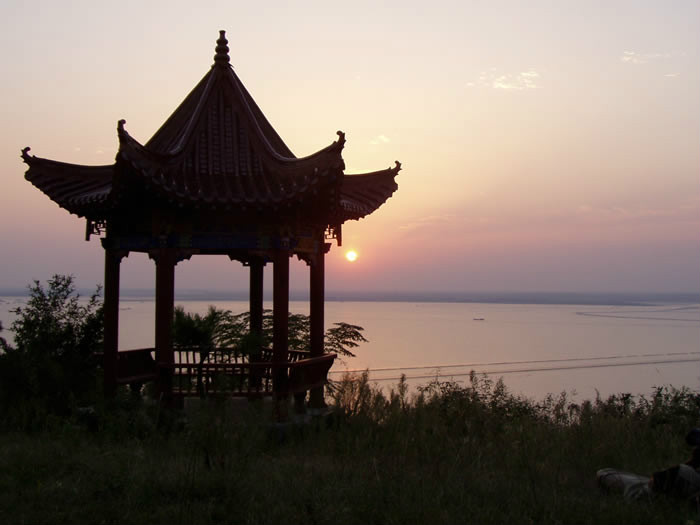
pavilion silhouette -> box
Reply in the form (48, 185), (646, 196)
(22, 31), (400, 412)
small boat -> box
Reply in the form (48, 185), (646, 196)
(473, 317), (485, 321)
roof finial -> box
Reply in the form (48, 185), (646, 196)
(214, 30), (230, 66)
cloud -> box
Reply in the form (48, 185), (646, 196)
(492, 76), (517, 90)
(494, 71), (539, 90)
(664, 73), (679, 78)
(620, 51), (671, 65)
(573, 201), (699, 222)
(369, 134), (391, 145)
(399, 214), (454, 232)
(467, 69), (540, 91)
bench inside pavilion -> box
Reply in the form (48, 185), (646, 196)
(22, 31), (400, 411)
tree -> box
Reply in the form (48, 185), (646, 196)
(0, 275), (103, 413)
(324, 322), (368, 359)
(173, 305), (234, 352)
(172, 307), (367, 359)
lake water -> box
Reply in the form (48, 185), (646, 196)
(2, 296), (698, 401)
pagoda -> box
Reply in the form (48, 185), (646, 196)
(22, 31), (400, 410)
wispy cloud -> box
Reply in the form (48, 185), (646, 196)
(399, 214), (454, 232)
(573, 201), (699, 222)
(620, 51), (671, 65)
(369, 134), (391, 145)
(467, 69), (540, 91)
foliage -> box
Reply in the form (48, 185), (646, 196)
(0, 377), (699, 524)
(172, 306), (240, 353)
(0, 320), (6, 349)
(0, 275), (103, 419)
(324, 322), (368, 359)
(172, 306), (367, 359)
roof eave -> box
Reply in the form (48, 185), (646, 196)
(21, 147), (115, 218)
(337, 160), (401, 222)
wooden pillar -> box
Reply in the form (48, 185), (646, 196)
(248, 259), (265, 394)
(272, 246), (289, 361)
(309, 250), (325, 357)
(309, 246), (326, 409)
(103, 249), (121, 398)
(272, 244), (289, 413)
(155, 248), (176, 401)
(249, 260), (264, 341)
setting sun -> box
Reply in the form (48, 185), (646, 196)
(345, 250), (358, 262)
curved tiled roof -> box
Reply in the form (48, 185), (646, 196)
(339, 162), (401, 222)
(22, 31), (400, 223)
(22, 148), (113, 217)
(117, 120), (345, 207)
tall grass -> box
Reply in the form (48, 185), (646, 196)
(0, 374), (698, 524)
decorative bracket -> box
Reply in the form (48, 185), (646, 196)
(112, 250), (129, 263)
(148, 248), (193, 265)
(86, 219), (107, 241)
(325, 224), (342, 247)
(238, 252), (269, 266)
(176, 250), (194, 264)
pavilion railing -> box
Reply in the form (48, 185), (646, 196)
(112, 347), (335, 398)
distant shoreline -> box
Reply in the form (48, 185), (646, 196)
(1, 289), (698, 307)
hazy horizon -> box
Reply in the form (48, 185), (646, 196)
(2, 1), (698, 294)
(2, 287), (698, 307)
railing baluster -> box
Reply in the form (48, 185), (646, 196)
(140, 347), (335, 400)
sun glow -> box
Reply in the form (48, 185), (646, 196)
(345, 250), (358, 262)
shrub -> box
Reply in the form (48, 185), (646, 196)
(0, 275), (103, 419)
(0, 320), (6, 349)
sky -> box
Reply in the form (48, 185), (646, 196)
(1, 1), (698, 295)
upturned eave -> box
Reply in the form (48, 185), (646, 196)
(337, 161), (401, 222)
(21, 147), (114, 218)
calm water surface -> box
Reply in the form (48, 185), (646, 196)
(2, 297), (698, 400)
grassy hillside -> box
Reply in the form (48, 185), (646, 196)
(0, 374), (698, 524)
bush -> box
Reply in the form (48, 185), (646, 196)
(0, 275), (103, 420)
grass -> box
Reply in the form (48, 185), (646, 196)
(0, 373), (699, 524)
